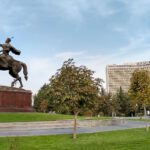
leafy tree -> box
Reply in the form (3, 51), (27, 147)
(96, 92), (112, 116)
(34, 84), (49, 111)
(128, 70), (150, 117)
(34, 83), (57, 112)
(116, 87), (131, 116)
(110, 94), (120, 117)
(96, 90), (121, 117)
(97, 87), (130, 117)
(48, 58), (103, 138)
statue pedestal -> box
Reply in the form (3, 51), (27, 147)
(0, 86), (34, 112)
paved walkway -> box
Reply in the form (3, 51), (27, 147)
(0, 120), (149, 137)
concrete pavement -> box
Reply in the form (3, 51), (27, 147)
(0, 120), (149, 137)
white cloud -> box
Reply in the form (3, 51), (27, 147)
(132, 4), (150, 16)
(113, 26), (127, 33)
(40, 0), (117, 21)
(25, 57), (60, 93)
(55, 51), (84, 60)
(0, 1), (38, 33)
(119, 32), (150, 53)
(0, 0), (118, 34)
(122, 0), (150, 17)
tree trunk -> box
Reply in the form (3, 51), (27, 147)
(112, 111), (115, 118)
(143, 105), (149, 131)
(144, 105), (147, 118)
(73, 112), (78, 139)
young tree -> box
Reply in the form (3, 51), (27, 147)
(49, 59), (103, 138)
(128, 70), (150, 117)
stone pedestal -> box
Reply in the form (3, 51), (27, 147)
(0, 86), (34, 112)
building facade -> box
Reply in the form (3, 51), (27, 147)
(106, 61), (150, 93)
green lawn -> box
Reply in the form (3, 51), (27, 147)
(0, 113), (74, 122)
(0, 128), (149, 150)
(0, 113), (110, 123)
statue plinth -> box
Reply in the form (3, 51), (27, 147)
(0, 86), (34, 112)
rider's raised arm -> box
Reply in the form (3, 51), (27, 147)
(10, 45), (21, 55)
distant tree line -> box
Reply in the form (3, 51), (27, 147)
(34, 59), (150, 117)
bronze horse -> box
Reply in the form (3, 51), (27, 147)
(0, 38), (28, 88)
(0, 57), (28, 88)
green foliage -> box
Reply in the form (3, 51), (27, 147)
(34, 58), (103, 115)
(50, 58), (102, 114)
(96, 92), (112, 116)
(128, 70), (150, 115)
(34, 84), (50, 111)
(40, 100), (49, 113)
(96, 87), (131, 117)
(110, 94), (121, 117)
(116, 87), (131, 116)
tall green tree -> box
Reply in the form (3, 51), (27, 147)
(110, 94), (121, 117)
(128, 69), (150, 117)
(49, 58), (103, 138)
(96, 91), (112, 116)
(116, 87), (131, 116)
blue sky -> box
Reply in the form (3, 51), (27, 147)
(1, 0), (150, 93)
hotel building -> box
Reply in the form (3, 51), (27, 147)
(106, 61), (150, 93)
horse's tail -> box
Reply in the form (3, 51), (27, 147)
(21, 62), (28, 80)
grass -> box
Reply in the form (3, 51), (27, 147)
(0, 113), (74, 122)
(0, 113), (111, 123)
(0, 128), (150, 150)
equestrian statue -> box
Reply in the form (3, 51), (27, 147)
(0, 38), (28, 88)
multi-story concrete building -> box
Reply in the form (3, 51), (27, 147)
(106, 61), (150, 93)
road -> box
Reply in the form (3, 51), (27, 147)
(0, 120), (149, 137)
